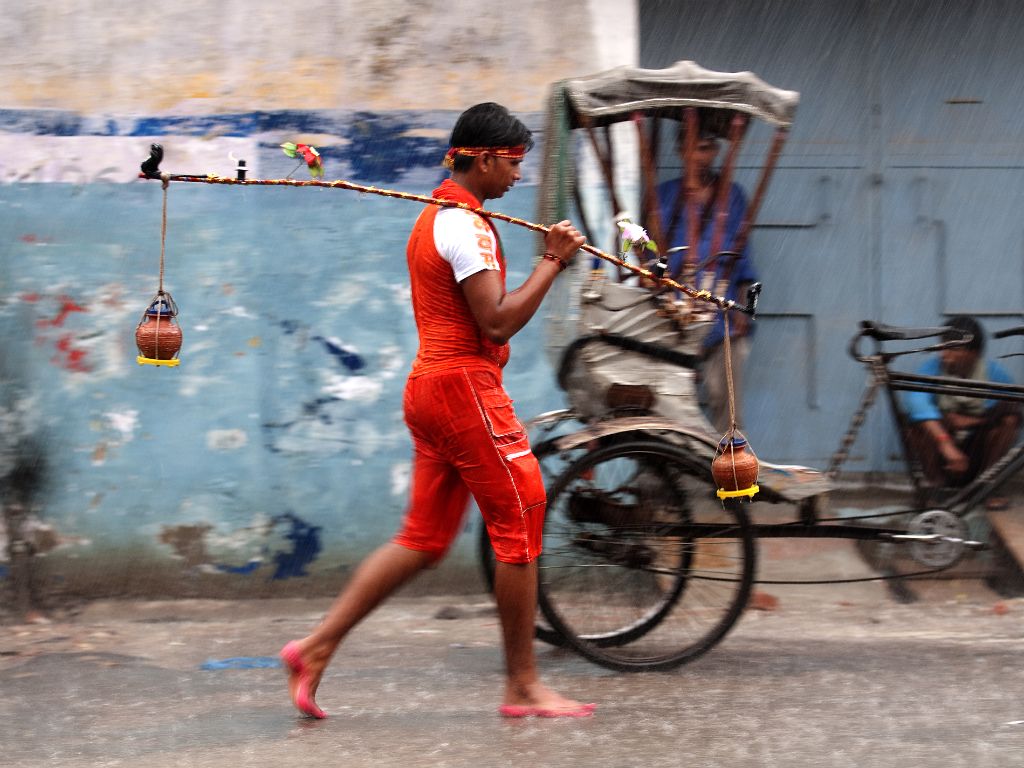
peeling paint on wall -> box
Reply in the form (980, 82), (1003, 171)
(268, 513), (322, 579)
(390, 461), (410, 498)
(206, 429), (247, 451)
(157, 512), (322, 579)
(105, 410), (138, 442)
(0, 0), (635, 597)
(159, 524), (214, 568)
(313, 336), (365, 372)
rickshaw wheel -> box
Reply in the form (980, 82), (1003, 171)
(536, 437), (756, 672)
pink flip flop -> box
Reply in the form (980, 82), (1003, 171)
(279, 641), (327, 719)
(499, 703), (596, 718)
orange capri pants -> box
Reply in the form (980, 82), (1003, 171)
(393, 366), (545, 564)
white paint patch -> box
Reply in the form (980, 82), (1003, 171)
(177, 372), (223, 398)
(105, 409), (138, 442)
(206, 428), (248, 451)
(0, 136), (258, 184)
(220, 305), (255, 319)
(377, 344), (405, 381)
(312, 277), (368, 308)
(321, 335), (357, 355)
(205, 513), (273, 552)
(322, 374), (382, 403)
(391, 461), (410, 497)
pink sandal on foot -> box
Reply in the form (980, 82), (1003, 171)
(279, 641), (327, 719)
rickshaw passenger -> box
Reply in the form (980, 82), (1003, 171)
(656, 121), (757, 432)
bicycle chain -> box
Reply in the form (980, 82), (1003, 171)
(825, 367), (883, 479)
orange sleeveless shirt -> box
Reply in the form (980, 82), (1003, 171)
(406, 180), (510, 377)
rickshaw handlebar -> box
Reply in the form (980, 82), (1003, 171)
(993, 325), (1024, 339)
(848, 320), (972, 363)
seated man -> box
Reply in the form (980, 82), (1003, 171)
(903, 315), (1021, 505)
(656, 119), (756, 433)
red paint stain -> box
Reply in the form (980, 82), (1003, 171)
(37, 295), (87, 328)
(29, 293), (94, 372)
(52, 334), (91, 373)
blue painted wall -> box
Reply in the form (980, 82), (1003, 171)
(0, 0), (637, 598)
(0, 109), (568, 596)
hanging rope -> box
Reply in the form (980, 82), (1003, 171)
(140, 172), (754, 317)
(721, 312), (740, 489)
(152, 174), (169, 354)
(135, 172), (181, 367)
(713, 309), (758, 498)
(723, 312), (737, 434)
(158, 173), (169, 293)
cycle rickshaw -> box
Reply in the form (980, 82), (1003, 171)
(479, 61), (1024, 672)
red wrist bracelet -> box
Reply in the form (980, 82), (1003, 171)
(542, 252), (567, 272)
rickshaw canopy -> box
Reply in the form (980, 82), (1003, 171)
(561, 60), (800, 131)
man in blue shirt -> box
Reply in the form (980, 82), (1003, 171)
(903, 315), (1021, 503)
(657, 124), (756, 432)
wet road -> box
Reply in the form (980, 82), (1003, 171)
(2, 566), (1022, 768)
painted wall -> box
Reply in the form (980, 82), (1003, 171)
(0, 0), (638, 598)
(7, 0), (1022, 599)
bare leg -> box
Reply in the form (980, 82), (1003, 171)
(977, 414), (1022, 508)
(284, 543), (434, 713)
(906, 424), (948, 486)
(494, 559), (589, 712)
(980, 414), (1022, 473)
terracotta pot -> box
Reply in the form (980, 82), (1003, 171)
(135, 309), (182, 360)
(712, 437), (759, 491)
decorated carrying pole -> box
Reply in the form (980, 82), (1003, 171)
(138, 144), (761, 318)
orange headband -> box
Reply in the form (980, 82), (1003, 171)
(443, 145), (527, 170)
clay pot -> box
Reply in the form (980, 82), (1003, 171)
(712, 437), (759, 491)
(135, 299), (182, 360)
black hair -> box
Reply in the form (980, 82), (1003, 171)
(448, 102), (534, 172)
(675, 108), (725, 145)
(944, 314), (985, 354)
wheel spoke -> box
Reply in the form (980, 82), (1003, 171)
(538, 439), (756, 671)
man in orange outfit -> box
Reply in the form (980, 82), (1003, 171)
(280, 103), (593, 719)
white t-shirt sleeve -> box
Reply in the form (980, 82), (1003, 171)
(433, 208), (501, 282)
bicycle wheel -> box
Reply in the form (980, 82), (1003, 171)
(537, 438), (757, 672)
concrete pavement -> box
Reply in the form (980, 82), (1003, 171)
(2, 555), (1023, 768)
